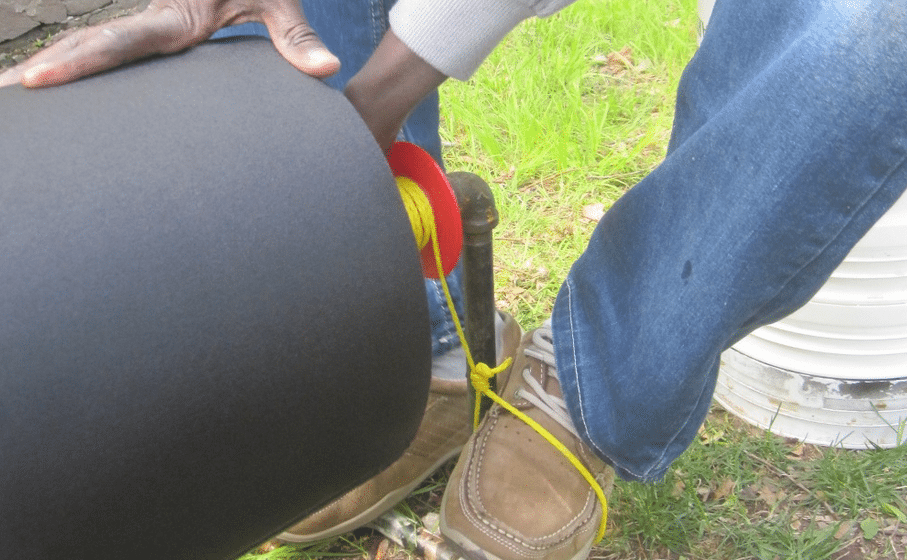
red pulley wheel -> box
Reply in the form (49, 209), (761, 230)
(387, 142), (463, 279)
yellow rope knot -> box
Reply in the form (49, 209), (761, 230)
(469, 366), (492, 393)
(469, 358), (512, 429)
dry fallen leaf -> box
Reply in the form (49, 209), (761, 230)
(594, 46), (636, 75)
(787, 442), (805, 458)
(712, 478), (736, 501)
(255, 541), (281, 553)
(583, 203), (606, 222)
(698, 425), (725, 445)
(835, 521), (854, 539)
(374, 537), (390, 560)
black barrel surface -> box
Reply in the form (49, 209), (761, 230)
(0, 38), (430, 560)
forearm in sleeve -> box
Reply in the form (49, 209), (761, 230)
(389, 0), (578, 80)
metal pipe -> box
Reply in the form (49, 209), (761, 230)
(447, 171), (501, 420)
(367, 511), (471, 560)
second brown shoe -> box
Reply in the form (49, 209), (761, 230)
(277, 311), (522, 543)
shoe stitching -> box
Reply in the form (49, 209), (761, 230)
(462, 417), (531, 557)
(459, 416), (525, 556)
(463, 405), (601, 553)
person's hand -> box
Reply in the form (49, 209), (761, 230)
(0, 0), (340, 88)
(344, 30), (447, 154)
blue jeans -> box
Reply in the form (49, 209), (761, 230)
(211, 1), (464, 358)
(553, 0), (907, 482)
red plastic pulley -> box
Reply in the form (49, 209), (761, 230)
(387, 142), (462, 279)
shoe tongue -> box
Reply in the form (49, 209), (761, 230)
(542, 365), (564, 399)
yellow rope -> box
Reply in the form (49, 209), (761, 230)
(397, 177), (433, 250)
(396, 176), (608, 543)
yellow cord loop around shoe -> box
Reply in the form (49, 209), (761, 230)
(397, 176), (608, 543)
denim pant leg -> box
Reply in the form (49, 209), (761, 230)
(210, 1), (464, 357)
(552, 0), (907, 482)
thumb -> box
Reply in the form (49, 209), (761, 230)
(262, 6), (340, 78)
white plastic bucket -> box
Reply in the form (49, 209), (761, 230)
(699, 1), (907, 448)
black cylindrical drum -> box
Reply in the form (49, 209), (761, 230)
(0, 39), (430, 560)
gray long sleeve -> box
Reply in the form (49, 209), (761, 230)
(389, 0), (578, 80)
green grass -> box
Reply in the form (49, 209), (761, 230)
(602, 410), (907, 559)
(241, 0), (907, 558)
(440, 0), (694, 327)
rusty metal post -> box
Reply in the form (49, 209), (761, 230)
(447, 171), (499, 420)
